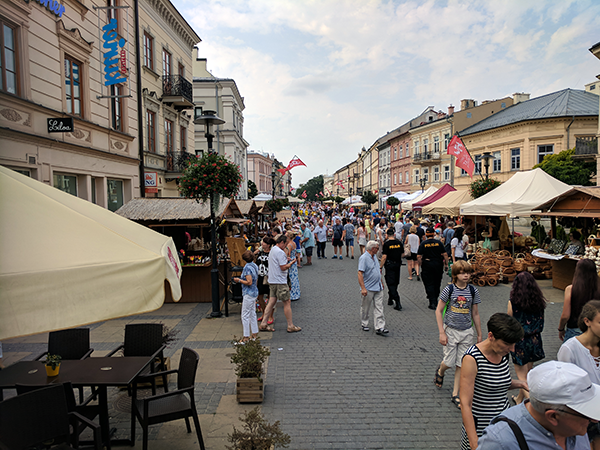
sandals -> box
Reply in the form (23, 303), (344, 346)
(287, 326), (302, 333)
(434, 365), (444, 388)
(451, 395), (461, 409)
(259, 325), (275, 332)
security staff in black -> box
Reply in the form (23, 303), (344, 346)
(417, 227), (449, 310)
(381, 228), (404, 311)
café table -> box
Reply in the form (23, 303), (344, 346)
(0, 356), (153, 449)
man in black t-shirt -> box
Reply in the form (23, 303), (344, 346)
(418, 227), (449, 310)
(381, 228), (404, 311)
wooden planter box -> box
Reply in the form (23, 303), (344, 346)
(236, 377), (264, 403)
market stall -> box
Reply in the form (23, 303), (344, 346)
(116, 197), (243, 303)
(422, 190), (473, 216)
(412, 183), (456, 212)
(401, 186), (438, 211)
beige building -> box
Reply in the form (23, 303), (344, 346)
(456, 89), (598, 190)
(0, 0), (141, 210)
(588, 42), (600, 184)
(193, 57), (249, 199)
(139, 0), (199, 197)
(323, 174), (334, 197)
(247, 150), (273, 195)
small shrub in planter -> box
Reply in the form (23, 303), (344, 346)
(231, 338), (270, 403)
(226, 406), (291, 450)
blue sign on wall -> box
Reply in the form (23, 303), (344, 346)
(27, 0), (65, 18)
(102, 19), (127, 87)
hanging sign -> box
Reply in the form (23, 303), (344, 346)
(47, 117), (73, 133)
(102, 18), (127, 86)
(145, 172), (157, 187)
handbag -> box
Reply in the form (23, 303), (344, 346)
(403, 242), (411, 258)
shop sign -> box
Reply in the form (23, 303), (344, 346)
(120, 49), (126, 74)
(145, 172), (157, 187)
(26, 0), (65, 18)
(47, 117), (73, 133)
(145, 187), (158, 193)
(102, 18), (127, 86)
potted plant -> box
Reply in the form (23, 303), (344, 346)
(227, 406), (290, 450)
(45, 354), (62, 376)
(230, 338), (270, 403)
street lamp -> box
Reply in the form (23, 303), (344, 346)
(194, 109), (226, 318)
(481, 152), (495, 180)
(419, 176), (426, 192)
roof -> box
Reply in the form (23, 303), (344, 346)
(116, 198), (238, 222)
(535, 186), (600, 218)
(460, 89), (599, 136)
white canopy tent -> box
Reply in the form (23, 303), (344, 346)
(252, 193), (274, 201)
(342, 195), (363, 205)
(459, 168), (571, 218)
(287, 196), (303, 203)
(401, 186), (438, 211)
(0, 166), (182, 340)
(381, 191), (410, 202)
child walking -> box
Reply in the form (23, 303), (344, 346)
(434, 260), (482, 409)
(234, 250), (259, 344)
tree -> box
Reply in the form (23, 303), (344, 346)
(469, 178), (502, 199)
(534, 148), (596, 186)
(247, 179), (258, 199)
(361, 190), (378, 207)
(333, 196), (345, 204)
(297, 175), (324, 201)
(386, 196), (400, 212)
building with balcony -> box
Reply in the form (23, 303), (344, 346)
(247, 150), (273, 195)
(139, 0), (199, 197)
(192, 58), (249, 199)
(0, 0), (141, 210)
(377, 141), (391, 209)
(456, 88), (599, 189)
(589, 42), (600, 185)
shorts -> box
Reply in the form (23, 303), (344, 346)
(346, 238), (354, 247)
(258, 279), (269, 296)
(443, 325), (475, 368)
(332, 238), (343, 247)
(269, 283), (290, 301)
(358, 237), (367, 246)
(408, 252), (418, 261)
(295, 249), (302, 255)
(305, 247), (313, 257)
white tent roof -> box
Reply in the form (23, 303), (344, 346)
(381, 191), (410, 202)
(253, 193), (273, 201)
(342, 195), (363, 205)
(401, 186), (438, 210)
(459, 168), (571, 217)
(0, 166), (182, 340)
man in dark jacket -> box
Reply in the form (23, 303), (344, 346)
(418, 227), (449, 310)
(380, 228), (404, 311)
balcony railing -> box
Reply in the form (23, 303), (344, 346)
(413, 151), (441, 163)
(166, 150), (194, 172)
(574, 136), (598, 157)
(162, 75), (193, 106)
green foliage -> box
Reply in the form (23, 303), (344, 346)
(226, 407), (291, 450)
(264, 198), (289, 212)
(297, 175), (324, 201)
(534, 148), (596, 186)
(469, 178), (502, 199)
(179, 153), (242, 200)
(247, 180), (258, 199)
(361, 190), (378, 206)
(45, 354), (62, 370)
(230, 338), (271, 379)
(556, 225), (567, 241)
(333, 196), (345, 204)
(386, 197), (400, 207)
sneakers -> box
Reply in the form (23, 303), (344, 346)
(376, 328), (389, 336)
(339, 256), (343, 260)
(351, 256), (354, 259)
(362, 326), (370, 331)
(416, 274), (420, 281)
(332, 255), (338, 259)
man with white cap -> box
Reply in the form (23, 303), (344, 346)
(477, 360), (600, 449)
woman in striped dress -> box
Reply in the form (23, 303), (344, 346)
(459, 313), (527, 450)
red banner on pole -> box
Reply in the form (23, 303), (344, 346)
(301, 190), (307, 198)
(286, 157), (306, 171)
(447, 135), (474, 177)
(277, 168), (287, 175)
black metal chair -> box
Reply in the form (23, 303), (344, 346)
(131, 347), (205, 450)
(106, 323), (167, 395)
(0, 384), (101, 450)
(34, 328), (94, 403)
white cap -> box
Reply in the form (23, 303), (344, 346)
(528, 360), (600, 420)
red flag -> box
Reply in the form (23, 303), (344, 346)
(301, 190), (307, 198)
(277, 168), (288, 175)
(286, 157), (306, 171)
(320, 191), (324, 197)
(447, 135), (474, 177)
(335, 180), (345, 189)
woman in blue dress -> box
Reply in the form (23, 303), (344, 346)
(286, 230), (301, 301)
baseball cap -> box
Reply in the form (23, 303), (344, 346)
(528, 361), (600, 420)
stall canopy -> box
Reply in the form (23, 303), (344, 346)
(459, 168), (571, 217)
(535, 186), (600, 218)
(0, 166), (182, 340)
(412, 184), (456, 211)
(401, 186), (438, 210)
(287, 196), (303, 203)
(342, 195), (363, 205)
(252, 193), (274, 201)
(422, 190), (473, 216)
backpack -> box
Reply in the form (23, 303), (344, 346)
(442, 283), (477, 325)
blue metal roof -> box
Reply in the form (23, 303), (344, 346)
(460, 89), (599, 136)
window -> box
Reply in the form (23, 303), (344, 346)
(443, 165), (450, 181)
(146, 110), (156, 152)
(53, 174), (77, 196)
(501, 102), (506, 108)
(423, 167), (429, 182)
(394, 148), (397, 160)
(165, 119), (173, 156)
(591, 85), (596, 91)
(178, 62), (185, 78)
(538, 145), (553, 164)
(405, 171), (409, 184)
(107, 179), (124, 212)
(461, 168), (468, 176)
(110, 85), (122, 131)
(444, 133), (450, 151)
(413, 169), (420, 184)
(493, 151), (501, 172)
(423, 138), (429, 153)
(434, 166), (440, 182)
(180, 125), (187, 152)
(474, 155), (482, 174)
(162, 49), (171, 77)
(434, 136), (440, 153)
(107, 0), (118, 22)
(511, 148), (520, 170)
(414, 140), (420, 155)
(1, 21), (18, 95)
(394, 173), (397, 185)
(466, 112), (472, 118)
(143, 32), (153, 70)
(65, 56), (82, 116)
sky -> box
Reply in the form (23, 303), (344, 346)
(172, 0), (600, 186)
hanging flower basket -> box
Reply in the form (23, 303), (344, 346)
(178, 153), (243, 205)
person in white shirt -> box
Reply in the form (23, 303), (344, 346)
(313, 220), (328, 259)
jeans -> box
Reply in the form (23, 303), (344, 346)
(564, 327), (582, 342)
(317, 241), (327, 258)
(384, 261), (401, 305)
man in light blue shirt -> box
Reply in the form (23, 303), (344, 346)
(300, 223), (315, 265)
(313, 219), (328, 259)
(357, 240), (388, 336)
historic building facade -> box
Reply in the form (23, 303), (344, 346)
(247, 150), (273, 195)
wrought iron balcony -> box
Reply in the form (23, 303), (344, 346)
(162, 75), (194, 110)
(166, 150), (194, 173)
(573, 136), (598, 160)
(413, 151), (442, 165)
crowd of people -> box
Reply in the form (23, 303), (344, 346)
(233, 202), (599, 449)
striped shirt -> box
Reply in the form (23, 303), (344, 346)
(460, 345), (511, 450)
(440, 284), (481, 331)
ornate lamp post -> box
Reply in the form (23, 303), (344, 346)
(481, 152), (495, 180)
(419, 176), (426, 193)
(194, 109), (226, 318)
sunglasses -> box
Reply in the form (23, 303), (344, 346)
(547, 408), (593, 421)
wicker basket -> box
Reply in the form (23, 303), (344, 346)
(477, 278), (486, 287)
(514, 253), (527, 272)
(501, 267), (517, 282)
(544, 270), (553, 279)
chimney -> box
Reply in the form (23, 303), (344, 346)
(513, 93), (530, 104)
(436, 111), (446, 119)
(448, 105), (455, 115)
(460, 99), (476, 110)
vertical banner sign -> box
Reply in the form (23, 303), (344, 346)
(447, 135), (475, 177)
(102, 19), (127, 86)
(120, 49), (127, 74)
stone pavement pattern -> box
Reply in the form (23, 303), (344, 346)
(3, 243), (566, 449)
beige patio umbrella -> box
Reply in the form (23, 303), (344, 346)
(0, 166), (182, 340)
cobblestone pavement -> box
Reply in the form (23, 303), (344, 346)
(2, 242), (565, 450)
